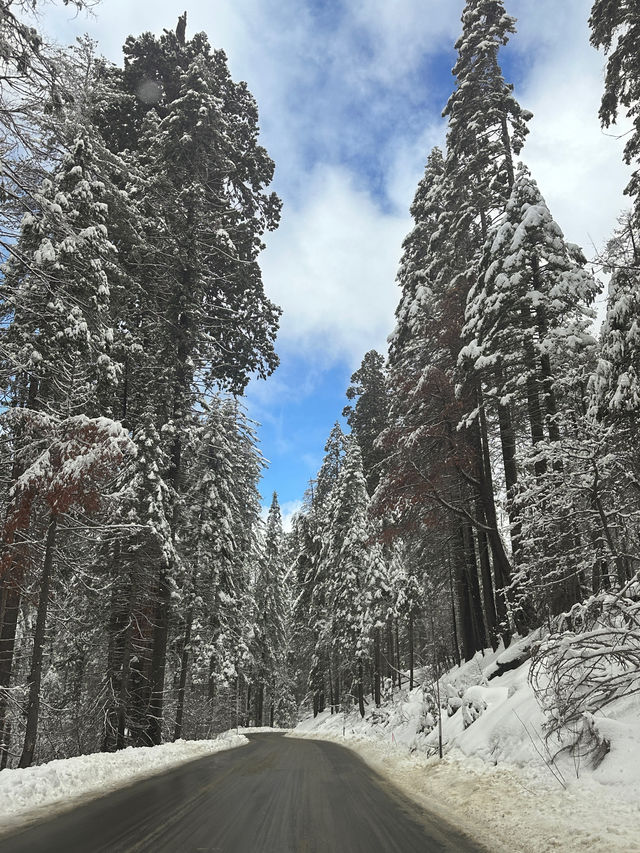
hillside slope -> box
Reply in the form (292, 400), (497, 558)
(292, 638), (640, 853)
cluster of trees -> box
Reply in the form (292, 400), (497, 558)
(0, 5), (293, 769)
(2, 0), (638, 766)
(287, 0), (640, 719)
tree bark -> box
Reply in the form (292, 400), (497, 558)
(173, 604), (193, 741)
(477, 393), (518, 641)
(373, 628), (381, 706)
(395, 619), (402, 689)
(19, 513), (57, 769)
(147, 573), (171, 746)
(461, 518), (486, 653)
(408, 613), (414, 690)
(455, 523), (475, 661)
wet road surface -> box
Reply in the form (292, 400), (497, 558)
(0, 733), (485, 852)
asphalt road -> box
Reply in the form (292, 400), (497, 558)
(0, 733), (485, 853)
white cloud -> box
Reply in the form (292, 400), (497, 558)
(344, 0), (462, 84)
(261, 164), (409, 366)
(280, 499), (303, 533)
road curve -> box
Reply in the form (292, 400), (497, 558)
(0, 733), (485, 853)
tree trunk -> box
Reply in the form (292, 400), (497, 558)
(477, 394), (520, 641)
(523, 330), (547, 476)
(147, 572), (171, 746)
(357, 663), (365, 718)
(373, 628), (381, 706)
(116, 597), (135, 751)
(408, 613), (414, 690)
(395, 619), (401, 689)
(475, 506), (499, 650)
(0, 579), (20, 770)
(386, 619), (394, 684)
(328, 661), (335, 713)
(494, 366), (521, 558)
(448, 545), (461, 667)
(19, 513), (57, 769)
(461, 518), (485, 653)
(0, 720), (11, 770)
(534, 281), (562, 446)
(173, 604), (193, 741)
(469, 412), (499, 647)
(455, 523), (475, 661)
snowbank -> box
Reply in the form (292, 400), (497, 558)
(292, 639), (640, 853)
(235, 726), (292, 734)
(0, 731), (248, 835)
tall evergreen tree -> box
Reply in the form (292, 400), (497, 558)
(251, 493), (290, 726)
(343, 351), (389, 496)
(589, 2), (640, 221)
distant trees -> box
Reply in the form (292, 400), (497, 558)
(251, 492), (290, 727)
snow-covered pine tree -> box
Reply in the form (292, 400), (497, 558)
(443, 0), (530, 239)
(172, 399), (262, 738)
(0, 409), (132, 766)
(462, 162), (598, 466)
(433, 0), (535, 642)
(0, 130), (121, 413)
(250, 493), (291, 727)
(586, 215), (640, 593)
(0, 126), (131, 765)
(321, 440), (373, 718)
(88, 18), (282, 743)
(343, 351), (389, 496)
(377, 137), (505, 659)
(461, 164), (599, 616)
(591, 214), (640, 419)
(293, 422), (347, 716)
(102, 411), (176, 751)
(0, 0), (99, 256)
(589, 2), (640, 222)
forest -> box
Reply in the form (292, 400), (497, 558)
(0, 0), (639, 774)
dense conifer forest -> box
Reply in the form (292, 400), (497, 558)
(0, 0), (638, 777)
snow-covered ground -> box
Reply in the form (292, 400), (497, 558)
(235, 726), (291, 734)
(292, 639), (640, 853)
(0, 731), (248, 836)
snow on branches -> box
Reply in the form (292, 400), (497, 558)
(1, 408), (133, 548)
(530, 577), (640, 759)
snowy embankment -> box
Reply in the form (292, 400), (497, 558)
(0, 731), (247, 836)
(235, 726), (291, 734)
(291, 639), (640, 853)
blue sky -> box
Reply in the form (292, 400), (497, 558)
(39, 0), (630, 526)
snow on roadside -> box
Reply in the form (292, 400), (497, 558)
(0, 731), (248, 835)
(235, 726), (291, 734)
(292, 640), (640, 853)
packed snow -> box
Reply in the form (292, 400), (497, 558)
(0, 732), (247, 836)
(291, 638), (640, 853)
